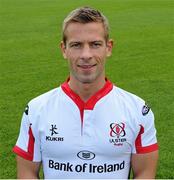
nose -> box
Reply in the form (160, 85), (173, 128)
(80, 45), (92, 60)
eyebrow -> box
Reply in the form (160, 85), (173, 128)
(68, 41), (81, 45)
(90, 40), (103, 44)
(69, 40), (104, 45)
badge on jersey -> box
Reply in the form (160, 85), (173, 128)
(142, 103), (150, 116)
(24, 105), (29, 115)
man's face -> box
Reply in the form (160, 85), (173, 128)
(61, 22), (113, 84)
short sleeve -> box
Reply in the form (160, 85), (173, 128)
(132, 104), (159, 154)
(13, 105), (41, 162)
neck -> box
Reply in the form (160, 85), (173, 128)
(69, 77), (106, 102)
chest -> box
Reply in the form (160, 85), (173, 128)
(38, 98), (139, 160)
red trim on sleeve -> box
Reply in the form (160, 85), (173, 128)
(13, 145), (33, 161)
(13, 125), (35, 161)
(136, 143), (159, 153)
(135, 125), (158, 153)
(135, 125), (144, 151)
(28, 125), (35, 156)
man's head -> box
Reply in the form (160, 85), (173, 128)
(60, 7), (113, 85)
(62, 6), (109, 45)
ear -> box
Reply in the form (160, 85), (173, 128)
(106, 39), (114, 57)
(60, 41), (67, 59)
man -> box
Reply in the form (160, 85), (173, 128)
(13, 7), (158, 179)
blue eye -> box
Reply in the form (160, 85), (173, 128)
(91, 42), (102, 48)
(95, 43), (101, 46)
(71, 43), (81, 48)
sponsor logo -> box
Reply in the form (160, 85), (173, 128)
(109, 122), (127, 146)
(48, 159), (125, 173)
(46, 124), (64, 142)
(50, 124), (58, 136)
(46, 136), (64, 141)
(49, 160), (73, 172)
(110, 123), (126, 137)
(77, 151), (95, 160)
(24, 105), (29, 115)
(142, 103), (150, 116)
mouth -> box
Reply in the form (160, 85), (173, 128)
(77, 64), (97, 69)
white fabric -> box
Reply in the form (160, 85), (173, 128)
(14, 83), (158, 179)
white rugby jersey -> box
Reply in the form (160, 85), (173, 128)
(13, 79), (158, 179)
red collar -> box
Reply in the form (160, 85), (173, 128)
(61, 78), (113, 110)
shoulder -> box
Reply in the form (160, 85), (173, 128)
(112, 85), (145, 107)
(112, 85), (152, 117)
(27, 87), (62, 116)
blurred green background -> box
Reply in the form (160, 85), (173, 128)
(0, 0), (173, 178)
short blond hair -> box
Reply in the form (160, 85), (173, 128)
(62, 7), (110, 44)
